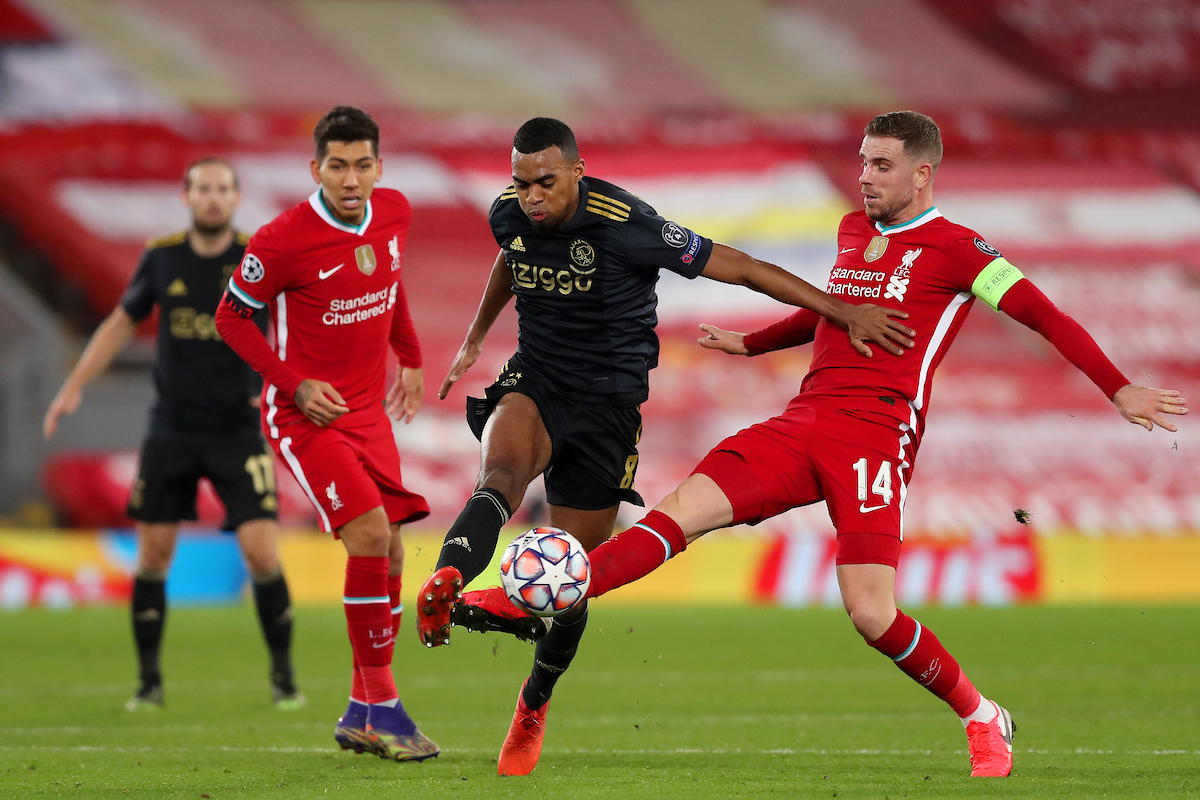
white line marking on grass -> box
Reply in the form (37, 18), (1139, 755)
(3, 745), (1200, 757)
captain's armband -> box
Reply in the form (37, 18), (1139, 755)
(221, 285), (261, 319)
(971, 258), (1024, 311)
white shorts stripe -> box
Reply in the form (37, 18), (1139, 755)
(279, 436), (331, 532)
(392, 603), (403, 615)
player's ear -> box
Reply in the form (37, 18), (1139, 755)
(573, 157), (585, 182)
(310, 159), (321, 184)
(375, 156), (383, 180)
(913, 162), (933, 192)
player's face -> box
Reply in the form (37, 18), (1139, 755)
(511, 146), (584, 230)
(859, 135), (927, 225)
(184, 163), (239, 235)
(311, 140), (381, 225)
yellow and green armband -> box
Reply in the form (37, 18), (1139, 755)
(971, 258), (1024, 311)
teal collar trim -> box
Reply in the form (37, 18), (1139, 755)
(309, 189), (373, 236)
(876, 206), (941, 236)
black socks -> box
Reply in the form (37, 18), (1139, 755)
(523, 602), (588, 711)
(252, 572), (295, 689)
(131, 574), (166, 688)
(435, 487), (512, 584)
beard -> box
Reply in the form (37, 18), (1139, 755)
(864, 189), (913, 224)
(193, 218), (230, 236)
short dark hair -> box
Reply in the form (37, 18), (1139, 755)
(864, 111), (942, 173)
(184, 157), (237, 191)
(313, 106), (380, 161)
(513, 117), (579, 161)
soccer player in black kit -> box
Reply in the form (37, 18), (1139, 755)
(416, 118), (915, 774)
(44, 158), (304, 711)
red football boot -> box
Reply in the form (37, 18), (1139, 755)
(415, 566), (462, 647)
(452, 587), (550, 643)
(497, 680), (548, 776)
(966, 700), (1015, 777)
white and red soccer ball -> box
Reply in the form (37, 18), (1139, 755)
(500, 527), (590, 617)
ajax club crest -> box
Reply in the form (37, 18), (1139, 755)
(569, 239), (596, 271)
(355, 244), (377, 276)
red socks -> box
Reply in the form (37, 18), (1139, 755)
(868, 609), (981, 717)
(585, 510), (687, 599)
(388, 573), (402, 633)
(344, 556), (397, 704)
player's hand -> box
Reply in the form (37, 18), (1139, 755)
(839, 303), (914, 358)
(43, 384), (82, 439)
(1112, 385), (1187, 432)
(697, 324), (750, 355)
(386, 367), (423, 424)
(439, 339), (484, 400)
(294, 379), (349, 426)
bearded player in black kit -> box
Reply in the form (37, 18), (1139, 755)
(44, 158), (304, 712)
(417, 118), (915, 774)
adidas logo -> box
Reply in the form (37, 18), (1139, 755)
(509, 236), (526, 252)
(166, 278), (187, 296)
(446, 536), (472, 552)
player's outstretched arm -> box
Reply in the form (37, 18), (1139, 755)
(1112, 385), (1187, 432)
(700, 244), (914, 358)
(43, 306), (137, 439)
(439, 250), (514, 399)
(386, 367), (423, 424)
(697, 324), (749, 355)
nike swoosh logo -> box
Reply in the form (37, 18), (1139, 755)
(371, 638), (395, 649)
(318, 264), (344, 280)
(859, 503), (888, 513)
(840, 247), (856, 254)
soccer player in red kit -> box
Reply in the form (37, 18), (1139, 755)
(569, 111), (1188, 777)
(215, 106), (437, 761)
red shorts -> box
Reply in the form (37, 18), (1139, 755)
(271, 415), (429, 535)
(693, 399), (916, 568)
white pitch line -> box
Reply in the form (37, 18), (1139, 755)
(1, 745), (1199, 756)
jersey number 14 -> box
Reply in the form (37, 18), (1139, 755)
(853, 458), (893, 506)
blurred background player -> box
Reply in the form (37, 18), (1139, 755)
(420, 116), (915, 775)
(571, 110), (1189, 777)
(42, 158), (303, 712)
(215, 106), (437, 762)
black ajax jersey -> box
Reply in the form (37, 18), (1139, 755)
(121, 231), (267, 437)
(489, 177), (713, 405)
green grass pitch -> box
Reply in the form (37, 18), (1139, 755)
(2, 603), (1198, 798)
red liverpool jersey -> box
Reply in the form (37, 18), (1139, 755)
(800, 208), (1007, 436)
(226, 188), (420, 438)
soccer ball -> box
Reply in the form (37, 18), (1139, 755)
(499, 527), (590, 617)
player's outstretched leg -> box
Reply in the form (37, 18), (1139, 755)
(498, 601), (588, 776)
(584, 511), (689, 600)
(867, 609), (1014, 777)
(251, 567), (305, 709)
(417, 488), (511, 646)
(127, 569), (167, 711)
(452, 586), (550, 643)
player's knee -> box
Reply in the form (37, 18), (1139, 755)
(476, 466), (527, 509)
(842, 598), (895, 641)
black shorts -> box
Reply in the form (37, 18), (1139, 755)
(127, 433), (279, 532)
(467, 358), (644, 510)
